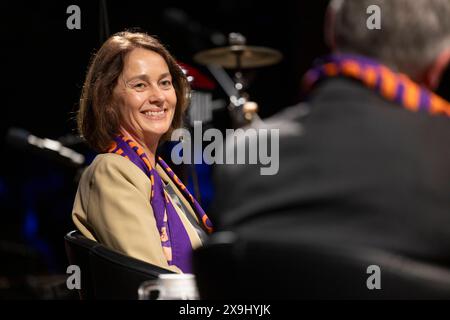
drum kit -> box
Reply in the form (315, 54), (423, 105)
(190, 32), (283, 127)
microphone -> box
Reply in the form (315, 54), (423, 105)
(162, 8), (226, 47)
(6, 127), (85, 168)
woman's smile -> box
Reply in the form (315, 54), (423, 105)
(140, 107), (168, 120)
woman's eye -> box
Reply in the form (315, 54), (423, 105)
(134, 83), (146, 89)
(160, 80), (172, 89)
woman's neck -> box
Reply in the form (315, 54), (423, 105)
(120, 128), (158, 168)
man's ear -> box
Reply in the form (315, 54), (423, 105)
(324, 0), (345, 51)
(324, 3), (337, 50)
(422, 48), (450, 90)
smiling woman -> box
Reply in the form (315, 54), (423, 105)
(114, 48), (178, 167)
(77, 31), (188, 154)
(72, 31), (213, 273)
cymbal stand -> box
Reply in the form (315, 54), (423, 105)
(227, 33), (259, 128)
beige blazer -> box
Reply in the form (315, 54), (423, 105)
(72, 153), (203, 273)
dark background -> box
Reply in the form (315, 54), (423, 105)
(0, 0), (449, 298)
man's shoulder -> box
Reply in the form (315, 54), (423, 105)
(254, 103), (310, 135)
(311, 78), (450, 128)
(310, 78), (391, 111)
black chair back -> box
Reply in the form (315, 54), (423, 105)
(64, 230), (174, 299)
(64, 230), (98, 299)
(90, 244), (173, 299)
(193, 231), (450, 299)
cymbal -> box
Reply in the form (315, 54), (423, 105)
(193, 45), (283, 69)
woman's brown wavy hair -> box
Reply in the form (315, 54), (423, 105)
(77, 31), (190, 152)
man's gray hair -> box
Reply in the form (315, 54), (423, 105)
(330, 0), (450, 79)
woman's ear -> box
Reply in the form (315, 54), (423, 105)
(422, 48), (450, 90)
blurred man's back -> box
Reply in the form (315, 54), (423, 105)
(211, 0), (450, 267)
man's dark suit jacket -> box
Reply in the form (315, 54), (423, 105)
(211, 77), (450, 266)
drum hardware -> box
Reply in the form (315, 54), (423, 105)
(193, 32), (283, 127)
(193, 33), (283, 69)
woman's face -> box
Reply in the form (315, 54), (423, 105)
(113, 48), (177, 145)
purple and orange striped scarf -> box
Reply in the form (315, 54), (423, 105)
(108, 135), (213, 273)
(303, 54), (450, 116)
